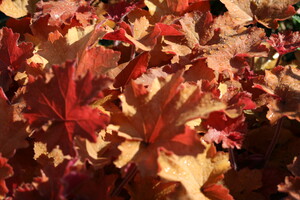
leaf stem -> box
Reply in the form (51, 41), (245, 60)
(229, 148), (237, 170)
(263, 117), (284, 166)
(274, 54), (282, 67)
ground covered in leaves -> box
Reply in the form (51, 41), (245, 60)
(0, 0), (300, 199)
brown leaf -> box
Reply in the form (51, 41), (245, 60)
(220, 0), (299, 28)
(195, 27), (268, 78)
(224, 168), (265, 200)
(253, 65), (300, 124)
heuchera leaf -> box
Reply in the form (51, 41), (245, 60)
(114, 52), (150, 88)
(107, 1), (137, 22)
(253, 65), (300, 124)
(103, 21), (183, 51)
(194, 27), (268, 78)
(76, 45), (121, 76)
(110, 72), (226, 176)
(0, 27), (33, 91)
(0, 155), (13, 199)
(220, 0), (299, 28)
(145, 0), (210, 21)
(202, 112), (246, 149)
(0, 0), (36, 18)
(23, 61), (112, 156)
(267, 31), (300, 55)
(33, 0), (96, 27)
(157, 141), (232, 200)
(0, 88), (28, 158)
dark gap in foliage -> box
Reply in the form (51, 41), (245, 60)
(210, 0), (227, 16)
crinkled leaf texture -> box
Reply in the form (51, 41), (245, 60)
(23, 61), (112, 156)
(220, 0), (299, 28)
(158, 141), (232, 200)
(110, 72), (226, 176)
(253, 65), (300, 124)
(33, 0), (96, 27)
(267, 31), (300, 55)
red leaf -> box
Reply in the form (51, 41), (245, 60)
(76, 45), (121, 77)
(0, 27), (33, 70)
(0, 155), (13, 198)
(103, 28), (134, 45)
(267, 31), (300, 55)
(203, 112), (246, 149)
(0, 27), (33, 91)
(114, 52), (150, 88)
(155, 23), (183, 36)
(23, 61), (112, 155)
(107, 1), (137, 22)
(33, 0), (96, 27)
(202, 184), (234, 200)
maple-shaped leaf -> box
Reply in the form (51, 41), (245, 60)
(158, 141), (232, 200)
(33, 0), (96, 27)
(145, 0), (210, 21)
(36, 25), (121, 76)
(103, 20), (183, 51)
(220, 0), (299, 28)
(194, 27), (268, 78)
(0, 88), (28, 158)
(253, 65), (300, 124)
(109, 72), (226, 176)
(267, 31), (300, 55)
(0, 155), (13, 199)
(23, 61), (112, 156)
(202, 112), (246, 149)
(0, 27), (33, 91)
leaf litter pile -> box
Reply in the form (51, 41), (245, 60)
(0, 0), (300, 199)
